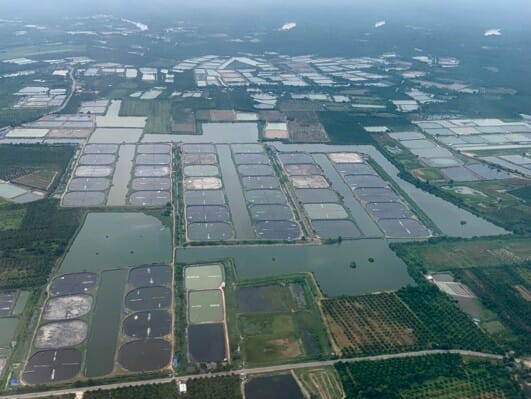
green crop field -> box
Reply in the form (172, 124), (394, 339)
(119, 99), (151, 116)
(145, 101), (173, 134)
(335, 354), (523, 399)
(120, 99), (173, 134)
(393, 237), (531, 271)
(0, 206), (26, 231)
(295, 367), (344, 399)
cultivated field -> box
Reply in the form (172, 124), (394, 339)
(323, 286), (498, 357)
(0, 144), (75, 192)
(335, 354), (522, 399)
(454, 265), (531, 354)
(295, 367), (344, 399)
(394, 237), (531, 271)
(322, 293), (429, 355)
(236, 276), (331, 366)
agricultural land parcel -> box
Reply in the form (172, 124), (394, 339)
(236, 276), (331, 367)
(323, 286), (498, 357)
(393, 237), (531, 271)
(393, 237), (531, 355)
(335, 353), (523, 398)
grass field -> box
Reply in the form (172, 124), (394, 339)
(237, 275), (331, 366)
(237, 283), (303, 313)
(239, 313), (304, 364)
(295, 367), (344, 399)
(394, 237), (531, 271)
(0, 206), (26, 231)
(335, 354), (522, 399)
(323, 286), (498, 357)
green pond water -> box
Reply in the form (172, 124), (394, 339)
(85, 269), (127, 378)
(0, 317), (19, 348)
(60, 212), (172, 273)
(175, 239), (414, 297)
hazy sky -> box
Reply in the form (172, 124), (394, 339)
(1, 0), (530, 26)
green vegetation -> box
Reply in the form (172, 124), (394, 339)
(0, 144), (75, 192)
(145, 101), (172, 134)
(510, 185), (531, 203)
(237, 275), (331, 366)
(319, 111), (413, 145)
(454, 266), (531, 354)
(183, 376), (242, 399)
(412, 167), (445, 181)
(85, 383), (179, 399)
(374, 130), (531, 234)
(84, 376), (242, 398)
(335, 354), (523, 398)
(318, 112), (376, 145)
(174, 263), (189, 372)
(120, 99), (173, 134)
(393, 237), (530, 354)
(119, 98), (151, 116)
(295, 367), (344, 399)
(323, 293), (430, 356)
(444, 179), (531, 235)
(397, 286), (498, 353)
(0, 44), (85, 61)
(0, 200), (85, 288)
(323, 286), (498, 357)
(0, 206), (25, 231)
(392, 236), (531, 272)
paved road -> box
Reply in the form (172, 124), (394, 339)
(52, 68), (76, 115)
(0, 350), (503, 398)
